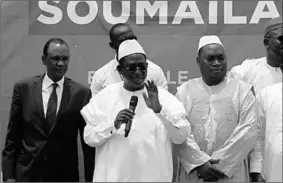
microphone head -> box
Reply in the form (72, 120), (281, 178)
(130, 95), (138, 107)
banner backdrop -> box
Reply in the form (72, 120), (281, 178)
(0, 0), (282, 181)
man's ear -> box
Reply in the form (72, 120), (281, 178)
(109, 42), (115, 50)
(196, 57), (200, 67)
(42, 55), (47, 65)
(263, 38), (269, 48)
(117, 65), (124, 80)
(117, 65), (121, 72)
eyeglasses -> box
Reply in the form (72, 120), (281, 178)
(122, 63), (148, 72)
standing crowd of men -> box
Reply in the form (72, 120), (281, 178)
(1, 16), (282, 182)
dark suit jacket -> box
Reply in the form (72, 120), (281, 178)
(2, 74), (95, 182)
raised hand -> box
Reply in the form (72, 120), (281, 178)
(142, 80), (162, 113)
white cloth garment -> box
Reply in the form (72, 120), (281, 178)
(42, 73), (64, 116)
(90, 58), (168, 97)
(175, 77), (257, 182)
(81, 82), (190, 182)
(198, 35), (224, 52)
(117, 39), (146, 60)
(228, 57), (282, 95)
(228, 57), (282, 174)
(257, 83), (282, 182)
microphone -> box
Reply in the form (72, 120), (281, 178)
(125, 95), (138, 138)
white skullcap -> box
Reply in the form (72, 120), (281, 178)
(197, 35), (223, 52)
(118, 39), (146, 61)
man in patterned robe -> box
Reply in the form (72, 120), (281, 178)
(175, 35), (257, 182)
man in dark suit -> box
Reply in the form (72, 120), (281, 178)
(2, 38), (95, 182)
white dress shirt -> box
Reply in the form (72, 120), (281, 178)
(42, 73), (64, 117)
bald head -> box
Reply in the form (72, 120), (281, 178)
(109, 23), (136, 51)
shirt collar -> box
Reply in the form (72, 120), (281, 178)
(42, 73), (65, 90)
(200, 77), (227, 94)
(119, 82), (147, 96)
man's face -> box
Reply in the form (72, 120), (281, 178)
(119, 53), (148, 90)
(266, 27), (283, 63)
(198, 44), (227, 84)
(42, 43), (70, 82)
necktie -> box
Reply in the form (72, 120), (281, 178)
(45, 83), (58, 133)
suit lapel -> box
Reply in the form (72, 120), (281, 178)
(33, 75), (45, 122)
(33, 74), (48, 137)
(47, 78), (71, 136)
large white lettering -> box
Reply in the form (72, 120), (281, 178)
(103, 1), (130, 24)
(36, 1), (281, 25)
(224, 1), (247, 24)
(209, 1), (218, 24)
(67, 1), (98, 25)
(37, 1), (62, 24)
(250, 1), (280, 24)
(136, 1), (168, 24)
(172, 1), (204, 24)
(178, 71), (189, 84)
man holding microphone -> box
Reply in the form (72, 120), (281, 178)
(81, 39), (192, 182)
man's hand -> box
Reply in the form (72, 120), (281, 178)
(142, 80), (162, 113)
(195, 159), (226, 182)
(250, 173), (265, 182)
(114, 109), (134, 130)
